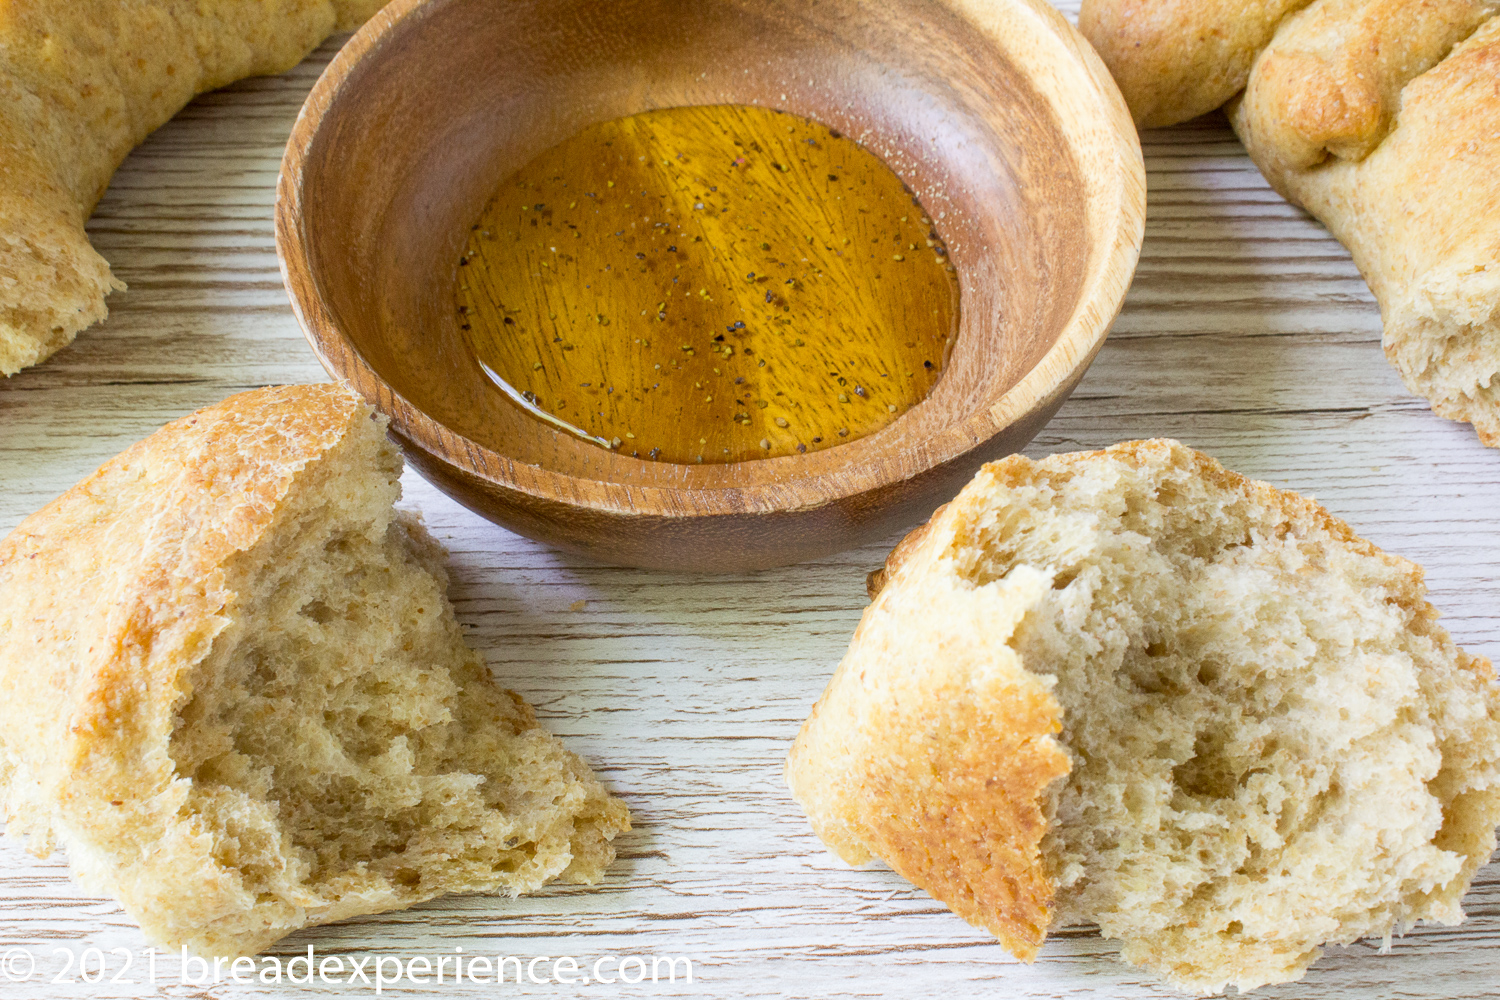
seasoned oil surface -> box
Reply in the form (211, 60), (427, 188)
(456, 104), (958, 464)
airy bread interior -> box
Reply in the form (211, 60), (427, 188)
(947, 442), (1500, 991)
(1386, 305), (1500, 449)
(155, 412), (627, 956)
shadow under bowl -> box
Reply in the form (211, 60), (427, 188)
(276, 0), (1144, 571)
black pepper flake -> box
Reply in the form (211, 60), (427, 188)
(668, 245), (677, 252)
(923, 360), (934, 369)
(459, 259), (469, 266)
(828, 174), (839, 182)
(812, 437), (822, 443)
(797, 444), (807, 453)
(764, 291), (775, 303)
(854, 385), (866, 397)
(636, 252), (646, 259)
(503, 317), (515, 325)
(837, 427), (849, 437)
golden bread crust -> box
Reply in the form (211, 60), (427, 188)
(0, 1), (388, 375)
(1234, 0), (1496, 177)
(788, 466), (1072, 960)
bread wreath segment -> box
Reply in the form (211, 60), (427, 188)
(1078, 0), (1316, 129)
(0, 384), (629, 957)
(0, 1), (388, 376)
(1232, 0), (1499, 177)
(1081, 0), (1500, 446)
(787, 440), (1500, 993)
(1236, 12), (1500, 446)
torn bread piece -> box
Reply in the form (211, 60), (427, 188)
(787, 439), (1500, 994)
(0, 1), (388, 375)
(0, 383), (629, 958)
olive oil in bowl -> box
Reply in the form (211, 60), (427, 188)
(456, 104), (957, 464)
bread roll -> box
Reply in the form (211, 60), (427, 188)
(786, 440), (1500, 994)
(0, 1), (388, 376)
(0, 383), (629, 957)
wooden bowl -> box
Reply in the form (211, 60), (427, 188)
(276, 0), (1144, 572)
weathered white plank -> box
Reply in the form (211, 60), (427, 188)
(2, 10), (1498, 998)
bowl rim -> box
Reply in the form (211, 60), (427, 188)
(275, 0), (1145, 519)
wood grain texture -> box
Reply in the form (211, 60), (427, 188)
(276, 0), (1145, 571)
(1, 3), (1499, 997)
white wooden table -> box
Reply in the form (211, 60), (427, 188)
(3, 7), (1498, 998)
